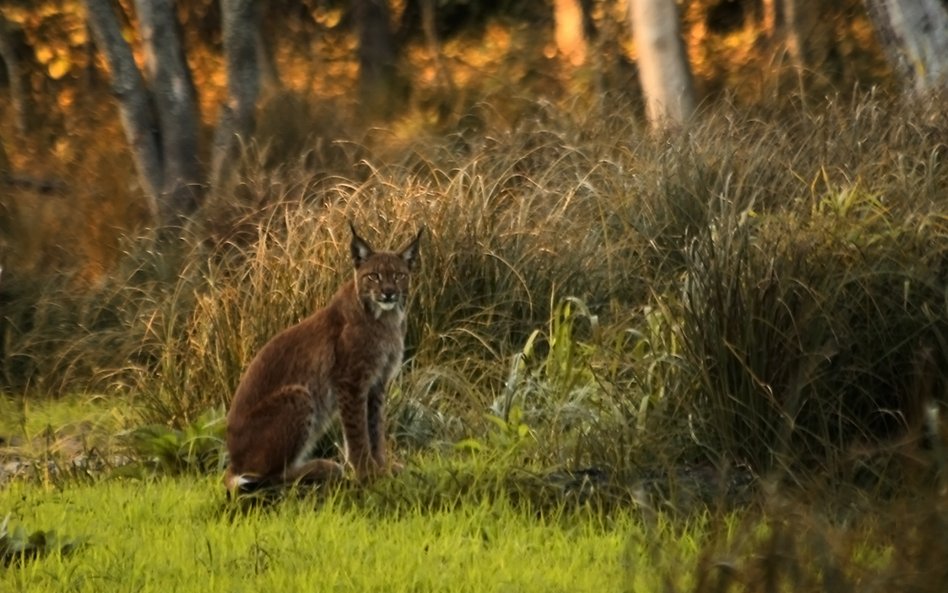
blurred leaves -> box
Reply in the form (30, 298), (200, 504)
(120, 409), (225, 476)
(0, 513), (85, 565)
(5, 0), (88, 81)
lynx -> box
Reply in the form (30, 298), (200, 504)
(224, 223), (423, 494)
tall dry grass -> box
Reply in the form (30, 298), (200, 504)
(1, 90), (946, 487)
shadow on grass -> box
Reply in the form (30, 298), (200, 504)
(218, 458), (759, 521)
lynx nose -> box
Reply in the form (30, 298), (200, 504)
(380, 290), (397, 302)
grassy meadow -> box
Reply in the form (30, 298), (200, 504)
(2, 476), (641, 593)
(2, 88), (947, 591)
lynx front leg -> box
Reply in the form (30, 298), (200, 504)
(337, 384), (379, 480)
(369, 382), (405, 475)
(367, 382), (388, 467)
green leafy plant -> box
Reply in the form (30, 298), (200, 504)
(455, 404), (535, 461)
(496, 297), (598, 418)
(122, 409), (226, 475)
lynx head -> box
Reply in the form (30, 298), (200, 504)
(350, 223), (423, 319)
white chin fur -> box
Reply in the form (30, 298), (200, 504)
(370, 300), (401, 320)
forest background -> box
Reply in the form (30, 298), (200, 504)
(0, 1), (947, 590)
(2, 0), (930, 273)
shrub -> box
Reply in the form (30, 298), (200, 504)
(2, 92), (945, 485)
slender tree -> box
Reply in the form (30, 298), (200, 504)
(354, 0), (401, 114)
(0, 14), (31, 134)
(759, 0), (832, 83)
(85, 0), (271, 226)
(85, 0), (165, 221)
(553, 0), (588, 68)
(864, 0), (948, 93)
(210, 0), (265, 189)
(630, 0), (696, 131)
(134, 0), (203, 219)
(84, 0), (202, 226)
(782, 0), (831, 75)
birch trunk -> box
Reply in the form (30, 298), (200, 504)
(864, 0), (948, 93)
(630, 0), (696, 131)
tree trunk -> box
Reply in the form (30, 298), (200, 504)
(421, 0), (452, 92)
(85, 0), (202, 225)
(84, 0), (163, 220)
(353, 0), (400, 115)
(553, 0), (588, 67)
(0, 15), (32, 134)
(783, 0), (831, 75)
(85, 0), (272, 226)
(864, 0), (948, 93)
(0, 134), (9, 179)
(133, 0), (203, 223)
(630, 0), (696, 131)
(210, 0), (264, 189)
(762, 0), (780, 39)
(255, 20), (281, 92)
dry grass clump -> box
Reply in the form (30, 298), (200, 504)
(1, 91), (946, 492)
(682, 486), (948, 593)
(667, 94), (948, 477)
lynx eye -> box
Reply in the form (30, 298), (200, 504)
(395, 273), (408, 281)
(365, 273), (381, 282)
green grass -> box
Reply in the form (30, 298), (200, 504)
(4, 470), (946, 592)
(1, 395), (947, 593)
(0, 394), (136, 485)
(0, 394), (133, 441)
(0, 476), (658, 593)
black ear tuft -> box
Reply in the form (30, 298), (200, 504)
(350, 222), (374, 267)
(399, 227), (424, 270)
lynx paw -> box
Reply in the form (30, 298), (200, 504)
(224, 469), (263, 496)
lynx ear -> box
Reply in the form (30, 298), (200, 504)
(399, 227), (424, 270)
(349, 222), (374, 268)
